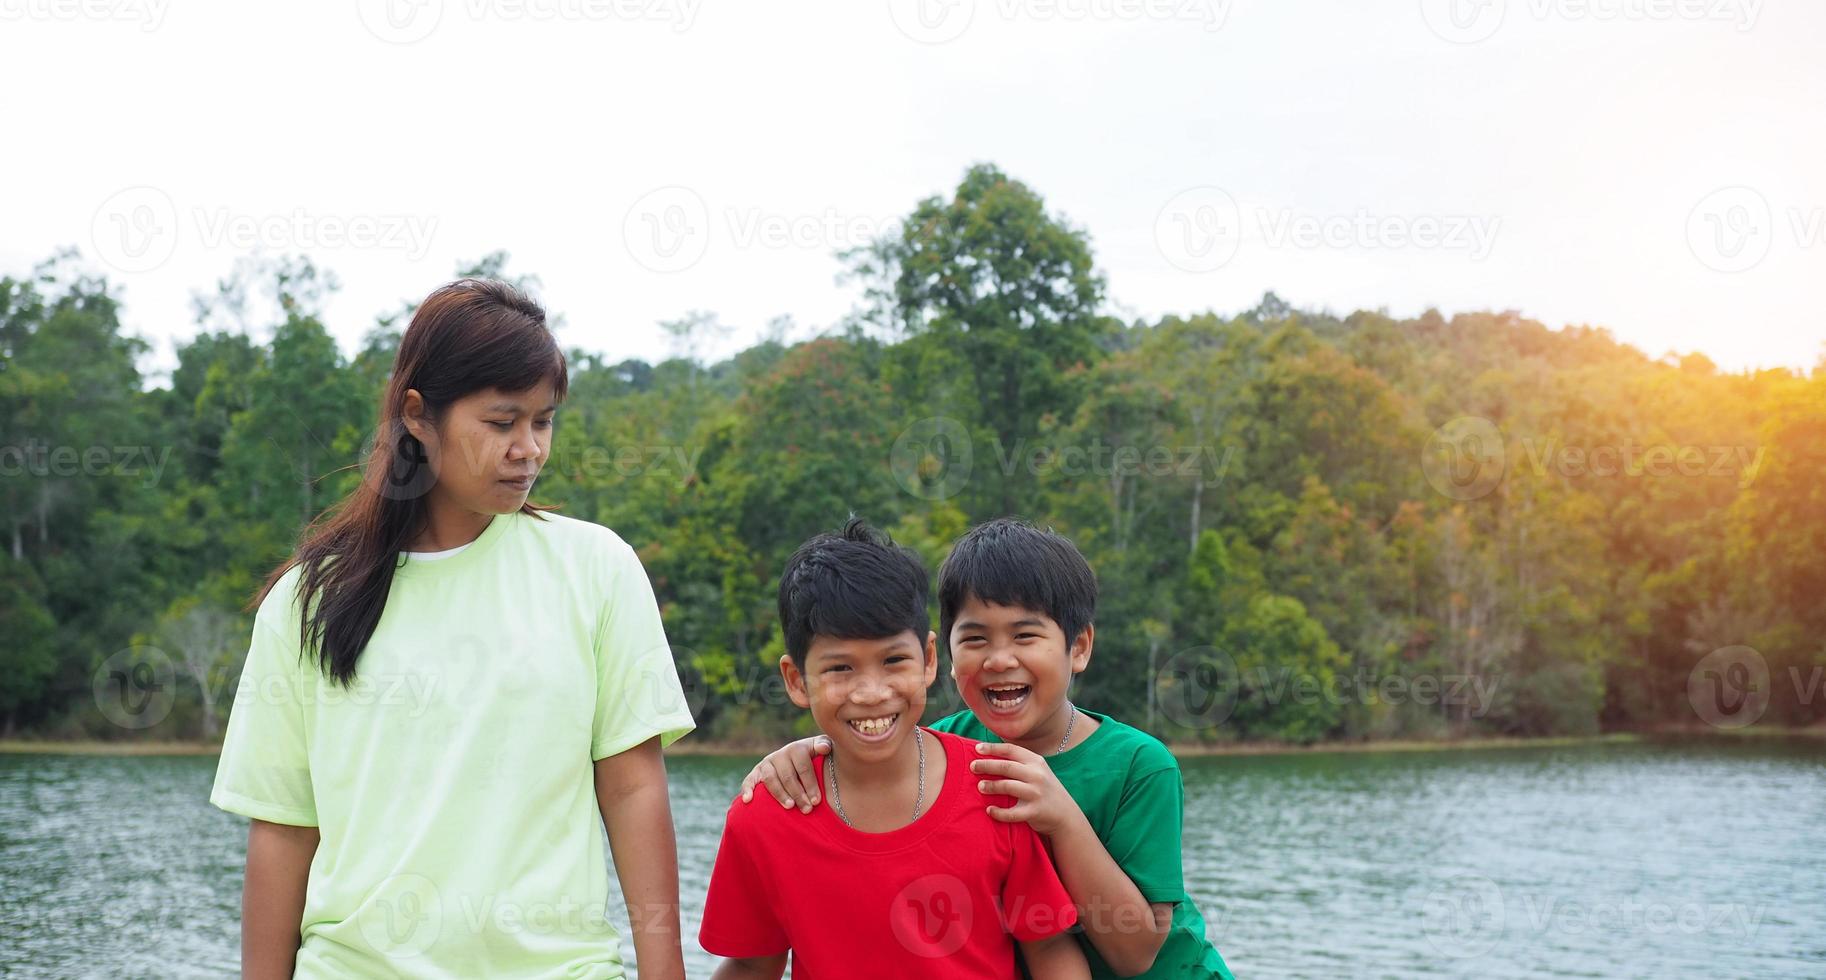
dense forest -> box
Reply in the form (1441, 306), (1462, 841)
(3, 164), (1822, 745)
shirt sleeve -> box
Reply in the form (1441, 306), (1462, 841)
(591, 540), (697, 760)
(210, 614), (317, 826)
(698, 803), (790, 958)
(1103, 763), (1190, 904)
(1000, 821), (1080, 942)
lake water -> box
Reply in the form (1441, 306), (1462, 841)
(1, 736), (1821, 978)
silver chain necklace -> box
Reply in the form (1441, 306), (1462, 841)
(829, 727), (925, 828)
(1054, 701), (1078, 755)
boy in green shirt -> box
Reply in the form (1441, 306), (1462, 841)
(741, 518), (1235, 979)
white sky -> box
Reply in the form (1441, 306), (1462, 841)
(3, 0), (1822, 377)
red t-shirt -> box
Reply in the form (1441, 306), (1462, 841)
(699, 728), (1079, 978)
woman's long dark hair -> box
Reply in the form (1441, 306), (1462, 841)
(249, 278), (569, 685)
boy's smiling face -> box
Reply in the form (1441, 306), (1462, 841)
(948, 595), (1093, 744)
(783, 630), (938, 763)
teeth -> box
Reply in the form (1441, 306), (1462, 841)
(848, 715), (896, 736)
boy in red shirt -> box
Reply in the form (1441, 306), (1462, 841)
(699, 518), (1088, 979)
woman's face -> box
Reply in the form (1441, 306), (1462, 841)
(405, 381), (557, 515)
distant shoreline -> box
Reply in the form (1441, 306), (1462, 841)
(4, 724), (1820, 759)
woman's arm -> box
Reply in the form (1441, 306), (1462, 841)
(242, 818), (318, 980)
(596, 736), (687, 980)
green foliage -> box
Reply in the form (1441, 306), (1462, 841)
(3, 169), (1821, 744)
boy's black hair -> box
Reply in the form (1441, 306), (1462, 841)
(777, 517), (931, 668)
(938, 518), (1098, 649)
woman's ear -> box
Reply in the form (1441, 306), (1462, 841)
(400, 389), (433, 443)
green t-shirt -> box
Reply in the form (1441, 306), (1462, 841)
(932, 708), (1235, 980)
(211, 511), (696, 979)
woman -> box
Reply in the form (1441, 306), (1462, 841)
(211, 279), (695, 979)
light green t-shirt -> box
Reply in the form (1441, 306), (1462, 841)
(211, 510), (696, 979)
(932, 709), (1235, 980)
